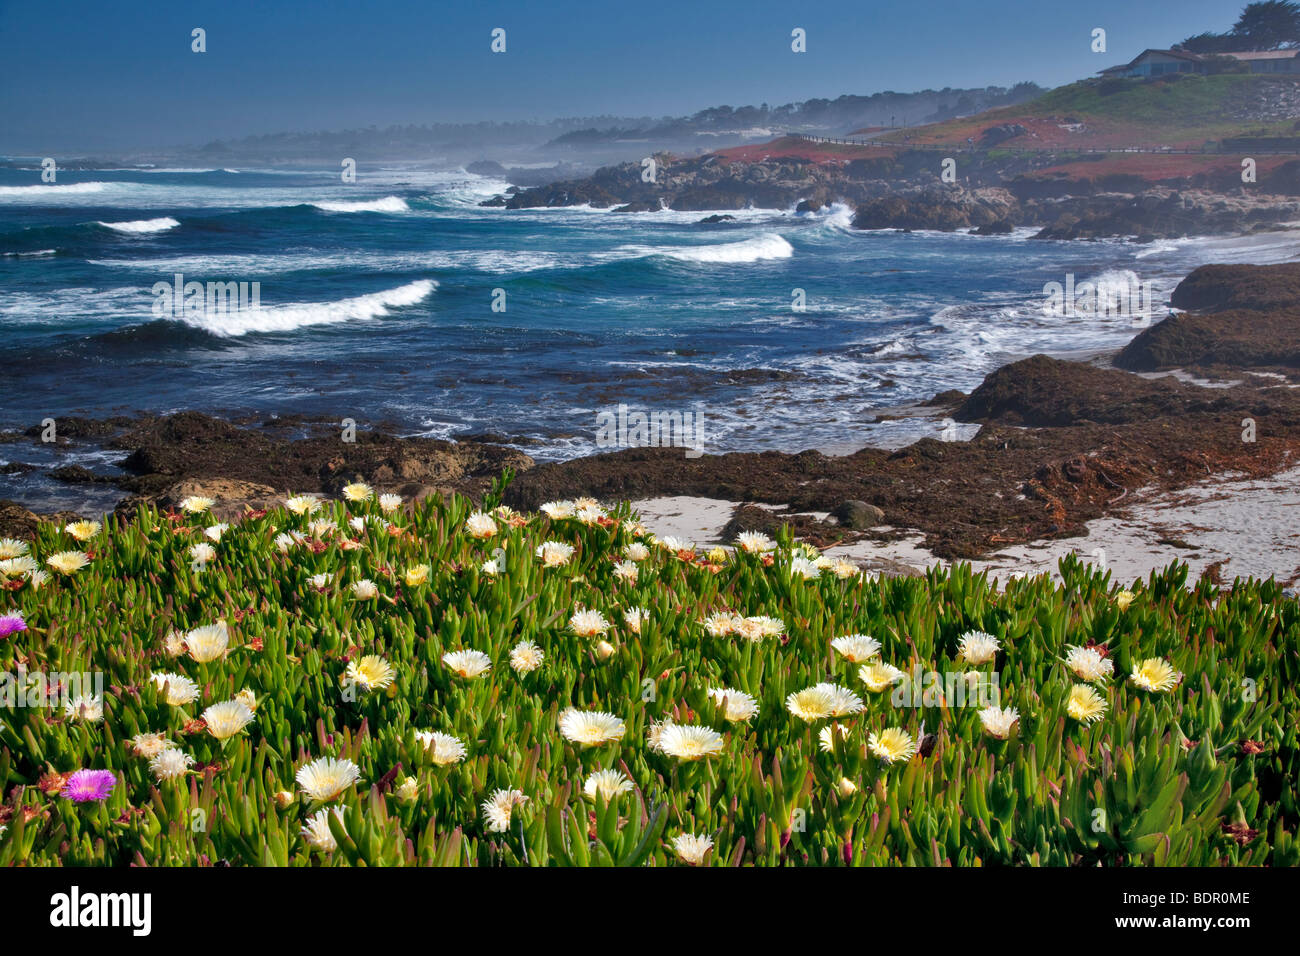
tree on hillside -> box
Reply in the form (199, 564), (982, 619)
(1176, 1), (1300, 52)
(1178, 31), (1241, 53)
(1233, 0), (1300, 48)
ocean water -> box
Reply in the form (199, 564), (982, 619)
(3, 161), (1299, 471)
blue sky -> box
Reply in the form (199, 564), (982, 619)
(0, 0), (1246, 151)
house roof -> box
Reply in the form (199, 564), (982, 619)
(1098, 46), (1299, 75)
(1097, 48), (1204, 75)
(1217, 49), (1300, 60)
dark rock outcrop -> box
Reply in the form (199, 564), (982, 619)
(851, 185), (1019, 231)
(98, 411), (534, 504)
(831, 500), (885, 529)
(954, 354), (1265, 426)
(1031, 189), (1300, 240)
(1115, 311), (1300, 371)
(979, 124), (1028, 147)
(1169, 262), (1300, 312)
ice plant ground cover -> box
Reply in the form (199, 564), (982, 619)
(0, 479), (1296, 867)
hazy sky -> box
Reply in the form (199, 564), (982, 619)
(0, 0), (1244, 152)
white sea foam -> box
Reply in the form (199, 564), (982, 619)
(178, 279), (436, 336)
(1, 249), (56, 258)
(626, 233), (794, 264)
(310, 196), (409, 213)
(96, 217), (180, 234)
(0, 181), (110, 199)
(661, 233), (794, 263)
(89, 248), (564, 275)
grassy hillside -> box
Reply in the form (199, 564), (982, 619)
(879, 74), (1300, 149)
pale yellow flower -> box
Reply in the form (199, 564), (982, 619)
(583, 768), (634, 801)
(709, 686), (759, 722)
(819, 723), (850, 753)
(735, 531), (775, 554)
(957, 630), (1000, 665)
(1064, 645), (1114, 682)
(131, 732), (172, 758)
(465, 511), (498, 538)
(415, 731), (467, 766)
(671, 833), (713, 865)
(186, 622), (229, 662)
(622, 606), (648, 635)
(0, 538), (31, 560)
(151, 671), (199, 706)
(858, 662), (905, 693)
(482, 788), (527, 832)
(509, 640), (544, 675)
(296, 756), (361, 802)
(558, 708), (625, 746)
(443, 649), (492, 678)
(342, 482), (373, 502)
(535, 540), (574, 567)
(202, 699), (255, 739)
(64, 520), (101, 542)
(831, 634), (881, 663)
(46, 550), (90, 575)
(868, 728), (916, 764)
(64, 693), (103, 721)
(979, 705), (1020, 740)
(189, 542), (216, 565)
(569, 608), (611, 638)
(1129, 658), (1182, 693)
(1067, 684), (1108, 723)
(346, 655), (396, 692)
(150, 748), (194, 782)
(301, 807), (345, 851)
(786, 686), (835, 722)
(285, 494), (323, 516)
(656, 724), (725, 761)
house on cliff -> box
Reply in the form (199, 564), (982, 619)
(1099, 48), (1300, 77)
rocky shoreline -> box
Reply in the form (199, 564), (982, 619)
(3, 262), (1298, 566)
(479, 140), (1300, 240)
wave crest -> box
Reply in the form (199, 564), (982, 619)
(0, 181), (110, 198)
(96, 217), (180, 234)
(655, 233), (795, 264)
(310, 196), (409, 213)
(176, 279), (436, 336)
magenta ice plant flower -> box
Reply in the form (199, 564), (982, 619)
(60, 769), (117, 803)
(0, 611), (26, 639)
